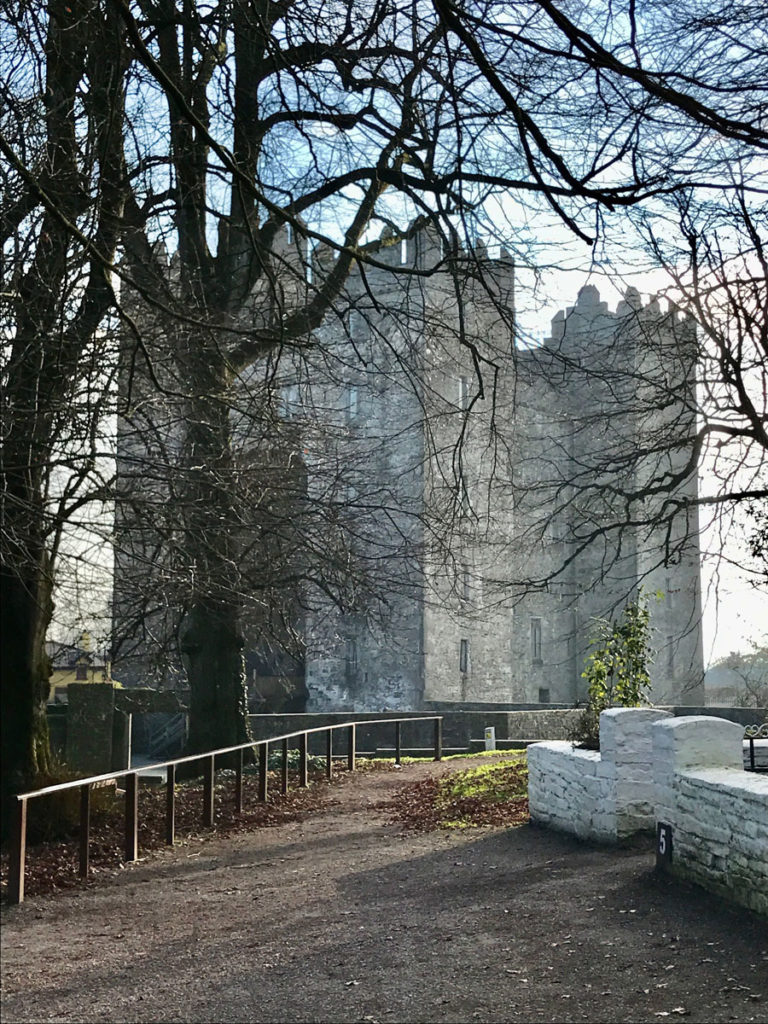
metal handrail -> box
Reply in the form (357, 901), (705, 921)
(6, 715), (443, 905)
(744, 722), (768, 773)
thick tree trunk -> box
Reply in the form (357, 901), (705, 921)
(0, 0), (124, 814)
(0, 541), (53, 817)
(181, 602), (251, 755)
(177, 347), (252, 758)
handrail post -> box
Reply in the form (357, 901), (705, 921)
(8, 797), (27, 905)
(347, 724), (356, 772)
(79, 784), (91, 878)
(434, 717), (443, 762)
(281, 737), (289, 794)
(299, 733), (308, 788)
(235, 748), (244, 813)
(259, 742), (268, 801)
(326, 728), (333, 780)
(395, 721), (402, 765)
(125, 773), (138, 862)
(203, 755), (215, 827)
(166, 764), (176, 846)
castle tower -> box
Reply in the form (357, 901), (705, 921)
(113, 227), (704, 709)
(504, 284), (705, 705)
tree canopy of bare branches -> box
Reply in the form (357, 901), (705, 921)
(2, 0), (766, 802)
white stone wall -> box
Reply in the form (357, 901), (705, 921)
(528, 707), (672, 843)
(653, 716), (768, 916)
(528, 742), (615, 840)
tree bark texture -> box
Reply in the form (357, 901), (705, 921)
(178, 348), (252, 756)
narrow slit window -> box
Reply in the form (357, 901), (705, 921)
(347, 639), (358, 668)
(462, 563), (471, 602)
(282, 384), (299, 417)
(459, 476), (469, 510)
(459, 638), (469, 673)
(531, 618), (542, 662)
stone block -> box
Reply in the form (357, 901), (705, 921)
(599, 707), (671, 765)
(652, 716), (743, 783)
(66, 683), (116, 776)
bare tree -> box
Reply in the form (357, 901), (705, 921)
(3, 0), (767, 796)
(708, 645), (768, 709)
(641, 184), (768, 551)
(1, 0), (128, 802)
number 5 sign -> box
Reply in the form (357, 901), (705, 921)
(656, 822), (673, 868)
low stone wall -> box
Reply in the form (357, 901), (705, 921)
(247, 712), (440, 755)
(61, 685), (186, 774)
(66, 684), (119, 775)
(527, 708), (672, 843)
(668, 706), (766, 728)
(249, 707), (757, 755)
(653, 717), (768, 916)
(247, 709), (584, 753)
(254, 705), (760, 753)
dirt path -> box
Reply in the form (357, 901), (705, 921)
(1, 758), (766, 1024)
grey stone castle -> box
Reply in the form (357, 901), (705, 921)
(113, 225), (705, 708)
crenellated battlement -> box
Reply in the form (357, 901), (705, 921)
(546, 284), (695, 349)
(299, 218), (516, 289)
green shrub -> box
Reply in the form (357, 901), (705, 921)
(438, 758), (528, 806)
(569, 594), (653, 750)
(265, 747), (326, 772)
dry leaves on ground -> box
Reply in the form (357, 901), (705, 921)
(384, 759), (530, 832)
(0, 768), (340, 901)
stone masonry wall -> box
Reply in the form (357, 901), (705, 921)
(247, 708), (584, 754)
(527, 742), (613, 840)
(66, 684), (116, 775)
(527, 708), (672, 843)
(653, 716), (768, 916)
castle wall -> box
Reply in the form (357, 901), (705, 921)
(112, 259), (187, 688)
(408, 242), (519, 705)
(630, 302), (704, 701)
(500, 285), (704, 706)
(302, 245), (429, 710)
(303, 232), (521, 709)
(114, 224), (705, 711)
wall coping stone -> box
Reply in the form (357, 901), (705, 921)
(652, 715), (743, 774)
(683, 766), (768, 794)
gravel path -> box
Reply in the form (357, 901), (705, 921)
(1, 758), (766, 1024)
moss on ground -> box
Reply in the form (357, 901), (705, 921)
(386, 754), (529, 832)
